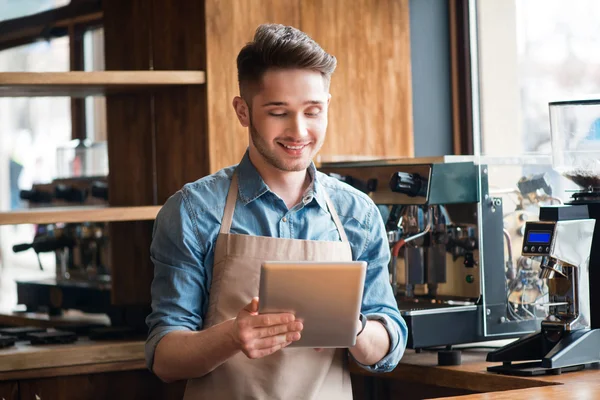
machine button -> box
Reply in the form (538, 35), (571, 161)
(466, 275), (475, 284)
(538, 246), (543, 252)
(529, 246), (535, 252)
(545, 246), (550, 252)
(523, 246), (528, 252)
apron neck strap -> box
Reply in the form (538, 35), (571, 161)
(220, 171), (239, 234)
(220, 170), (349, 243)
(321, 189), (349, 242)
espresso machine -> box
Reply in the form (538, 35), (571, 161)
(487, 98), (600, 375)
(320, 158), (541, 355)
(12, 222), (113, 316)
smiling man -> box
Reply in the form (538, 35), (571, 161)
(145, 24), (407, 399)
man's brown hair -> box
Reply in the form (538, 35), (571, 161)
(236, 24), (337, 102)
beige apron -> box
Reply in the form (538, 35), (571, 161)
(183, 171), (354, 400)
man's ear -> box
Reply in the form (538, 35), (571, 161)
(233, 96), (250, 127)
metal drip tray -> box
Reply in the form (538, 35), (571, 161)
(398, 301), (477, 316)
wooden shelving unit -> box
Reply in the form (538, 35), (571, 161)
(0, 206), (161, 226)
(0, 71), (206, 97)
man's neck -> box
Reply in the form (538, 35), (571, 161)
(248, 150), (311, 210)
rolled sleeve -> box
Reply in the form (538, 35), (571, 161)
(354, 205), (408, 373)
(145, 190), (209, 372)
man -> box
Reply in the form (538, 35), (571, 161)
(146, 23), (407, 399)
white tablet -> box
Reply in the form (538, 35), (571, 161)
(258, 261), (367, 348)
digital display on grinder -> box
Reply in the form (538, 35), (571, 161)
(527, 231), (551, 244)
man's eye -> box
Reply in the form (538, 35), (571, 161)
(269, 112), (286, 117)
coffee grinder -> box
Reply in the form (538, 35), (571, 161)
(487, 98), (600, 375)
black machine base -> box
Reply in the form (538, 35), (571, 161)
(487, 361), (589, 376)
(17, 278), (112, 315)
(399, 302), (483, 349)
(487, 328), (600, 375)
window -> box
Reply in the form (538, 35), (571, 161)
(473, 0), (600, 336)
(0, 0), (70, 22)
(0, 4), (105, 312)
(477, 0), (600, 158)
(0, 37), (70, 311)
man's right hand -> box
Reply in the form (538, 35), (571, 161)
(232, 297), (303, 359)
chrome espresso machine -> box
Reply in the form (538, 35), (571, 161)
(320, 157), (545, 357)
(487, 98), (600, 375)
(12, 221), (112, 317)
(12, 171), (113, 319)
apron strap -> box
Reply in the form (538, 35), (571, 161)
(220, 171), (239, 234)
(321, 189), (349, 243)
(221, 169), (349, 243)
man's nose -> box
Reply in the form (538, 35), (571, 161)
(288, 114), (308, 137)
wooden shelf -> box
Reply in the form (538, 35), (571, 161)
(0, 206), (161, 225)
(0, 71), (205, 97)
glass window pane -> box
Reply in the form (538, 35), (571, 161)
(0, 0), (71, 22)
(0, 37), (71, 311)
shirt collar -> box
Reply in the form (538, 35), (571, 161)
(236, 150), (328, 212)
(236, 151), (270, 205)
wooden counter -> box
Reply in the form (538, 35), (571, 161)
(0, 339), (145, 381)
(0, 339), (186, 399)
(351, 348), (600, 399)
(3, 340), (600, 398)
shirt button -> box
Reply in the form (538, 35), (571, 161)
(282, 217), (287, 222)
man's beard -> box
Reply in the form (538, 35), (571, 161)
(249, 122), (313, 172)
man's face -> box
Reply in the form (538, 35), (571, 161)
(235, 68), (330, 172)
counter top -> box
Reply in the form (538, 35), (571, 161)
(3, 338), (600, 398)
(351, 348), (600, 399)
(0, 338), (145, 381)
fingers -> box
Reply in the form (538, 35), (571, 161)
(254, 321), (303, 339)
(237, 322), (302, 353)
(253, 331), (300, 350)
(245, 341), (293, 359)
(236, 299), (304, 360)
(238, 330), (299, 358)
(243, 297), (259, 314)
(251, 312), (296, 328)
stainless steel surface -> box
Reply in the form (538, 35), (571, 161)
(400, 304), (477, 316)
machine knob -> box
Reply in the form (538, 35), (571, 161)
(19, 189), (53, 203)
(538, 246), (543, 252)
(55, 185), (88, 203)
(389, 172), (428, 197)
(463, 253), (476, 268)
(90, 181), (109, 200)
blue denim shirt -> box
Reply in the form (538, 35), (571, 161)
(146, 151), (407, 373)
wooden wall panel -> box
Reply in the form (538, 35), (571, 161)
(205, 0), (302, 172)
(205, 0), (413, 172)
(19, 370), (185, 400)
(102, 0), (156, 306)
(0, 381), (17, 400)
(151, 1), (211, 203)
(301, 0), (413, 161)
